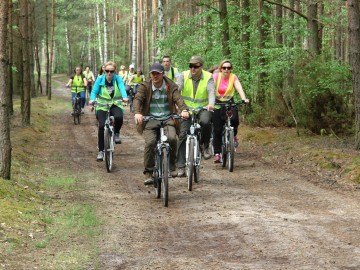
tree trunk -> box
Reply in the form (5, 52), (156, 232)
(307, 0), (321, 55)
(45, 0), (50, 95)
(131, 0), (137, 65)
(48, 0), (55, 100)
(219, 0), (230, 57)
(348, 0), (360, 149)
(103, 0), (108, 62)
(0, 0), (11, 179)
(96, 4), (104, 64)
(7, 0), (13, 115)
(20, 0), (31, 126)
(241, 0), (250, 71)
(65, 23), (72, 75)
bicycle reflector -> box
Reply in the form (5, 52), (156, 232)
(190, 126), (195, 135)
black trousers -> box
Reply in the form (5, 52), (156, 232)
(96, 105), (123, 151)
(212, 107), (239, 154)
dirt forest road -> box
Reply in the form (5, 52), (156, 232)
(51, 78), (360, 270)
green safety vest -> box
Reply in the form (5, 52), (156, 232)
(167, 67), (178, 81)
(182, 70), (211, 109)
(96, 81), (124, 111)
(71, 75), (85, 93)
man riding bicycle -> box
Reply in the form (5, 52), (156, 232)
(175, 55), (216, 177)
(89, 61), (128, 161)
(133, 63), (189, 185)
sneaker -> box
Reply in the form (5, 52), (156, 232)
(144, 172), (154, 185)
(234, 136), (239, 148)
(177, 167), (186, 177)
(114, 133), (121, 144)
(203, 147), (212, 160)
(96, 151), (104, 161)
(214, 154), (221, 163)
(81, 109), (85, 114)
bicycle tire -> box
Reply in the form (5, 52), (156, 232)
(86, 89), (90, 105)
(104, 129), (113, 172)
(194, 140), (201, 183)
(161, 147), (169, 207)
(221, 131), (227, 168)
(228, 130), (235, 172)
(155, 156), (161, 199)
(129, 96), (134, 113)
(187, 138), (195, 191)
(74, 101), (81, 125)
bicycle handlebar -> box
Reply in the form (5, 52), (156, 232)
(215, 100), (247, 107)
(143, 114), (181, 123)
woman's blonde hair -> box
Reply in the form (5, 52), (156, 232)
(105, 61), (117, 70)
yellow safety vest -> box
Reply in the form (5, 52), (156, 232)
(182, 70), (211, 109)
(96, 81), (124, 111)
(71, 75), (85, 93)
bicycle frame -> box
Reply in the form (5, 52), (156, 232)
(186, 109), (203, 167)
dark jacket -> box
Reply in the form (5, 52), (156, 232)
(133, 76), (188, 134)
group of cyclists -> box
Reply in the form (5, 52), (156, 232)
(66, 55), (249, 185)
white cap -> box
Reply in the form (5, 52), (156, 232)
(129, 64), (135, 69)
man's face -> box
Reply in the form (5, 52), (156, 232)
(162, 58), (171, 70)
(150, 71), (164, 85)
(189, 63), (202, 77)
(105, 65), (115, 80)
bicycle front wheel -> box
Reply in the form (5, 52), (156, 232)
(228, 130), (235, 172)
(74, 101), (81, 125)
(186, 138), (195, 191)
(104, 129), (113, 172)
(194, 140), (201, 183)
(221, 131), (227, 168)
(161, 147), (169, 207)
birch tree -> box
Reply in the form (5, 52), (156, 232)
(96, 4), (104, 64)
(131, 0), (137, 65)
(103, 0), (108, 62)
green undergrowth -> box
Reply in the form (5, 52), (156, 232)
(1, 92), (101, 269)
(241, 126), (360, 184)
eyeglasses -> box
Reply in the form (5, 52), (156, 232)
(189, 64), (202, 69)
(105, 70), (115, 74)
(222, 66), (232, 70)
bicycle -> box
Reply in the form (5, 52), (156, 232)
(72, 86), (84, 125)
(127, 83), (139, 113)
(143, 114), (181, 207)
(215, 100), (245, 172)
(185, 107), (206, 191)
(93, 101), (116, 172)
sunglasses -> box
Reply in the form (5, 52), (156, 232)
(189, 64), (202, 69)
(222, 66), (232, 70)
(105, 70), (115, 74)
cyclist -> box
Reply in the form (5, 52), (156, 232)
(125, 64), (136, 95)
(175, 55), (215, 177)
(83, 66), (95, 96)
(162, 55), (180, 82)
(118, 65), (128, 81)
(133, 63), (189, 185)
(128, 67), (146, 94)
(66, 66), (87, 114)
(212, 59), (249, 163)
(89, 61), (128, 161)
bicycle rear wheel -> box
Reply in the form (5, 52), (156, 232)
(161, 147), (169, 207)
(228, 130), (235, 172)
(104, 129), (113, 172)
(186, 138), (195, 191)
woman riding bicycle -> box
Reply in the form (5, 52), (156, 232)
(83, 66), (95, 95)
(133, 63), (189, 185)
(89, 61), (128, 161)
(66, 66), (87, 114)
(212, 59), (249, 163)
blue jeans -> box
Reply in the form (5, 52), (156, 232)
(72, 91), (86, 108)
